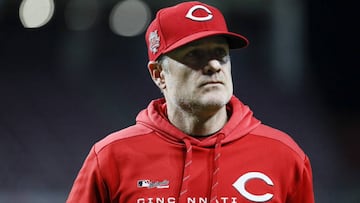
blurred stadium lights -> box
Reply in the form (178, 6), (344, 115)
(19, 0), (55, 28)
(109, 0), (151, 37)
(64, 0), (99, 31)
(17, 0), (152, 35)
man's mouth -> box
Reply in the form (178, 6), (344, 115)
(200, 81), (223, 87)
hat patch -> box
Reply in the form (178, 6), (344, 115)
(149, 30), (160, 54)
(185, 5), (213, 22)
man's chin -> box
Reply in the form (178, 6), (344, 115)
(199, 93), (231, 107)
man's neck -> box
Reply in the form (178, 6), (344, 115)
(166, 105), (228, 136)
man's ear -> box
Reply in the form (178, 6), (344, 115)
(148, 61), (166, 89)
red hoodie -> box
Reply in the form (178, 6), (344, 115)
(67, 96), (314, 203)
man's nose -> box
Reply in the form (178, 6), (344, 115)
(203, 59), (222, 74)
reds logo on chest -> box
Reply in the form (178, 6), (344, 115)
(233, 172), (274, 202)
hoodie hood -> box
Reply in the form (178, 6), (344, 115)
(136, 95), (261, 147)
(136, 95), (261, 202)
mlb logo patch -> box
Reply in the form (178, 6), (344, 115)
(137, 180), (151, 188)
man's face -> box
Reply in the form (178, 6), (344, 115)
(161, 36), (233, 112)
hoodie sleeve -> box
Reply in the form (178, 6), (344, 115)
(66, 146), (109, 203)
(288, 155), (315, 203)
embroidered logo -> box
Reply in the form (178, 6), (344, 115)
(149, 30), (160, 54)
(233, 172), (274, 202)
(137, 179), (169, 189)
(185, 5), (213, 21)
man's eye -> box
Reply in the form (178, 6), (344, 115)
(185, 50), (203, 59)
(214, 48), (227, 58)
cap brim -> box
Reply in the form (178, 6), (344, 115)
(162, 31), (249, 55)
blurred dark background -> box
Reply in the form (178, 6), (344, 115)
(0, 0), (359, 202)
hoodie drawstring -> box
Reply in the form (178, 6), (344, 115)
(179, 134), (224, 203)
(179, 138), (193, 202)
(210, 134), (224, 203)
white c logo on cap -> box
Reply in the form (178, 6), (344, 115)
(185, 5), (213, 21)
(233, 172), (274, 202)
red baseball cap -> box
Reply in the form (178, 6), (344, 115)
(145, 1), (249, 61)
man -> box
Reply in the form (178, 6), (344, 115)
(67, 1), (315, 203)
